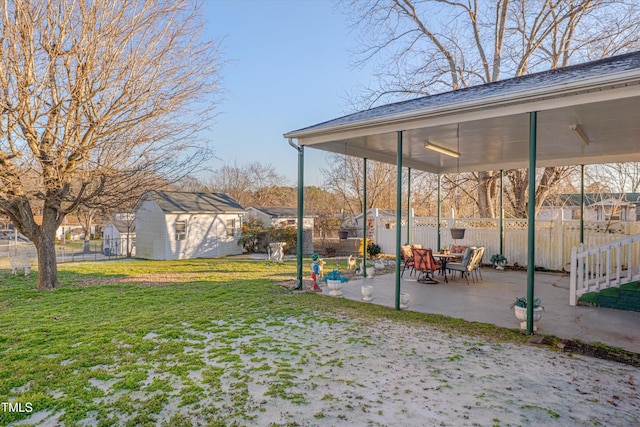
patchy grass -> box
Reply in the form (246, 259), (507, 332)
(0, 256), (628, 425)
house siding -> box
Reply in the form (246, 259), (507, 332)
(164, 213), (242, 260)
(102, 221), (136, 256)
(135, 198), (169, 260)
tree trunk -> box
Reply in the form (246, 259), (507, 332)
(476, 171), (495, 218)
(32, 229), (59, 290)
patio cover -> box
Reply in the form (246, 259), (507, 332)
(284, 51), (640, 172)
(284, 51), (640, 332)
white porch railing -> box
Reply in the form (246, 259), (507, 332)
(569, 233), (640, 306)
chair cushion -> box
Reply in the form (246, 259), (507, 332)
(452, 244), (467, 254)
(401, 245), (413, 260)
(460, 246), (475, 265)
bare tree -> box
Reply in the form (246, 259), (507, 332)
(321, 154), (398, 215)
(588, 163), (640, 194)
(344, 0), (640, 217)
(0, 0), (222, 289)
(206, 161), (290, 208)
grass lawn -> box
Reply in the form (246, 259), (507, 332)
(0, 257), (542, 426)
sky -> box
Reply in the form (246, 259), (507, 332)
(202, 0), (372, 186)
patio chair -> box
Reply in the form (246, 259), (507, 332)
(412, 248), (439, 284)
(447, 246), (478, 285)
(472, 246), (485, 281)
(400, 245), (415, 277)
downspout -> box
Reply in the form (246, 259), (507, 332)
(363, 158), (367, 276)
(395, 131), (403, 310)
(288, 138), (304, 291)
(527, 112), (537, 335)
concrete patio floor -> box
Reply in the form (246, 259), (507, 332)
(324, 266), (640, 354)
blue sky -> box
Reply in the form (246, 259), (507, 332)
(202, 0), (371, 186)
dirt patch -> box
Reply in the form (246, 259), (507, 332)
(558, 339), (640, 367)
(74, 273), (208, 288)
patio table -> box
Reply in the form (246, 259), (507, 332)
(433, 253), (464, 283)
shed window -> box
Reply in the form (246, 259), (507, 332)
(226, 219), (235, 237)
(175, 220), (186, 240)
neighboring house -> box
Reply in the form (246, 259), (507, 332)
(538, 193), (640, 221)
(246, 206), (315, 231)
(102, 219), (136, 256)
(134, 191), (245, 260)
(245, 206), (314, 254)
(32, 215), (99, 241)
(346, 209), (410, 238)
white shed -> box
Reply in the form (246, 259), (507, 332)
(134, 191), (245, 260)
(102, 219), (136, 256)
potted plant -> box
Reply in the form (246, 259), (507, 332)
(450, 228), (465, 240)
(511, 296), (544, 331)
(490, 253), (508, 270)
(324, 269), (348, 296)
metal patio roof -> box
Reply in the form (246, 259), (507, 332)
(284, 51), (640, 173)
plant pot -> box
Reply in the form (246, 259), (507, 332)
(400, 292), (410, 309)
(513, 305), (543, 331)
(361, 285), (373, 301)
(495, 261), (506, 270)
(326, 279), (343, 296)
(450, 228), (466, 240)
(365, 267), (375, 277)
(338, 230), (349, 240)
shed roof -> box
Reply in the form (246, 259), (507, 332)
(285, 51), (640, 174)
(108, 219), (136, 233)
(140, 191), (245, 214)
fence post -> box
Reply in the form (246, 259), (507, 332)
(556, 216), (564, 271)
(569, 246), (578, 306)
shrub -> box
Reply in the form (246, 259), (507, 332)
(367, 242), (381, 258)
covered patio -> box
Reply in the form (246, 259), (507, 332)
(285, 51), (640, 334)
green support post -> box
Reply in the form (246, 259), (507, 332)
(500, 169), (504, 256)
(363, 158), (367, 277)
(580, 164), (585, 244)
(437, 174), (441, 252)
(407, 168), (411, 245)
(289, 139), (304, 291)
(395, 131), (403, 310)
(527, 112), (537, 334)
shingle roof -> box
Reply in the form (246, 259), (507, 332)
(250, 206), (311, 218)
(543, 193), (640, 207)
(289, 51), (640, 134)
(109, 219), (136, 233)
(144, 191), (245, 214)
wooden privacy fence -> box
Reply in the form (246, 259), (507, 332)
(370, 211), (640, 272)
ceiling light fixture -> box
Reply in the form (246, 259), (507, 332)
(425, 141), (460, 158)
(570, 124), (590, 146)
